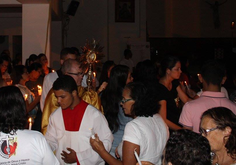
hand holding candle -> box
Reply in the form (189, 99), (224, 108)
(37, 85), (42, 96)
(28, 117), (32, 130)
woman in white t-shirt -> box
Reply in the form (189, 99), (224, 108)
(90, 82), (169, 165)
(0, 86), (59, 165)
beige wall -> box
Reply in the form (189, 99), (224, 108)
(147, 0), (236, 38)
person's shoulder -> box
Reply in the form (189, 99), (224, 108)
(17, 130), (45, 139)
(44, 72), (58, 81)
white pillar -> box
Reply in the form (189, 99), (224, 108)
(22, 4), (50, 65)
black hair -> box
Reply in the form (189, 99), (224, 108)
(125, 82), (160, 117)
(200, 60), (225, 86)
(0, 86), (27, 134)
(133, 59), (158, 83)
(164, 129), (211, 165)
(124, 49), (132, 56)
(53, 75), (78, 94)
(60, 47), (76, 60)
(99, 60), (115, 85)
(201, 107), (236, 159)
(159, 56), (180, 77)
(27, 62), (42, 73)
(11, 65), (27, 85)
(101, 65), (130, 133)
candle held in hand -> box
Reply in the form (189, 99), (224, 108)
(37, 85), (42, 96)
(28, 117), (32, 130)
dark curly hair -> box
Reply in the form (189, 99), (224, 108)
(201, 107), (236, 160)
(101, 65), (130, 133)
(125, 82), (160, 117)
(164, 129), (211, 165)
(0, 86), (27, 134)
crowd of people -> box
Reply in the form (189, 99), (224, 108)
(0, 47), (236, 165)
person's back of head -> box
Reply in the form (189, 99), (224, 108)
(124, 49), (132, 59)
(164, 129), (211, 165)
(27, 62), (42, 73)
(61, 59), (81, 74)
(11, 65), (27, 85)
(52, 75), (78, 94)
(200, 60), (225, 86)
(60, 47), (76, 60)
(133, 59), (158, 83)
(0, 86), (27, 134)
(99, 60), (115, 85)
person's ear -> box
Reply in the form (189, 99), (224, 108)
(198, 74), (203, 83)
(72, 90), (77, 97)
(166, 68), (171, 75)
(223, 126), (232, 136)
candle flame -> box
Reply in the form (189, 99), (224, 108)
(37, 85), (42, 90)
(24, 94), (28, 100)
(93, 72), (96, 78)
(28, 117), (32, 123)
(52, 69), (55, 72)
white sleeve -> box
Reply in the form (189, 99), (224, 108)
(40, 73), (57, 111)
(37, 134), (60, 165)
(77, 112), (113, 165)
(44, 114), (59, 152)
(122, 122), (140, 145)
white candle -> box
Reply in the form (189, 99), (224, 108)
(37, 85), (42, 96)
(134, 149), (142, 165)
(28, 117), (32, 130)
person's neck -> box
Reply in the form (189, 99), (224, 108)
(214, 150), (236, 165)
(69, 97), (81, 110)
(19, 79), (26, 86)
(159, 76), (174, 90)
(202, 83), (221, 92)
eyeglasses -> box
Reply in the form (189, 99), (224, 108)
(121, 98), (133, 104)
(67, 72), (84, 76)
(199, 127), (218, 136)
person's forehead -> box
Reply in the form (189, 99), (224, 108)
(65, 54), (76, 60)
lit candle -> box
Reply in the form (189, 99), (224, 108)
(93, 72), (96, 79)
(184, 81), (189, 89)
(52, 69), (55, 73)
(231, 21), (235, 29)
(37, 85), (42, 96)
(134, 148), (142, 165)
(24, 94), (28, 101)
(28, 117), (32, 130)
(197, 74), (200, 77)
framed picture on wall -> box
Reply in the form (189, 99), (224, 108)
(115, 0), (135, 22)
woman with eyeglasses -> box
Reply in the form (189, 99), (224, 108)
(91, 82), (169, 165)
(200, 107), (236, 165)
(100, 65), (133, 158)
